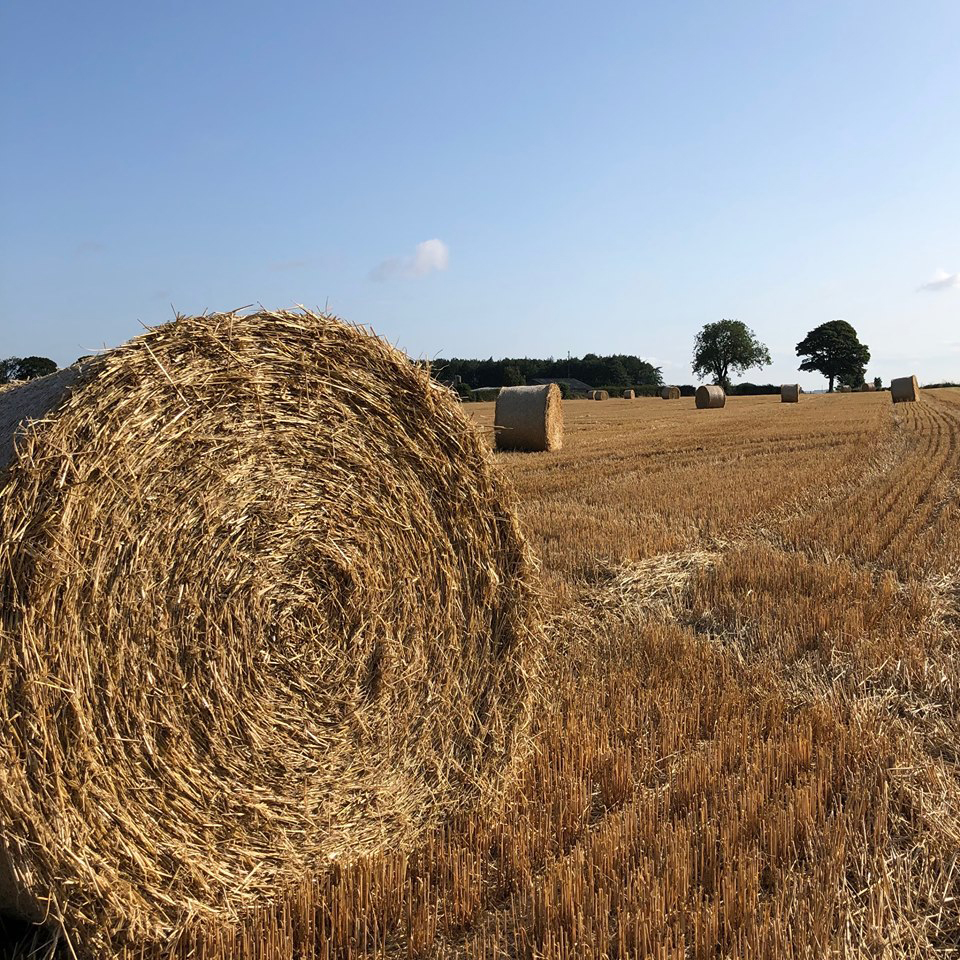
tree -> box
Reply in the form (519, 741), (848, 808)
(17, 356), (57, 380)
(837, 367), (866, 390)
(795, 321), (870, 393)
(0, 356), (57, 383)
(602, 357), (631, 388)
(691, 320), (770, 390)
(0, 358), (19, 384)
(501, 364), (525, 386)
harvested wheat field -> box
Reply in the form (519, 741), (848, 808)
(6, 387), (960, 959)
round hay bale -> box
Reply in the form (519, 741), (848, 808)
(781, 384), (800, 403)
(622, 389), (635, 399)
(838, 385), (853, 393)
(494, 383), (563, 452)
(890, 375), (919, 403)
(0, 310), (535, 951)
(859, 383), (876, 392)
(593, 390), (609, 401)
(0, 368), (85, 470)
(695, 385), (726, 409)
(660, 386), (681, 400)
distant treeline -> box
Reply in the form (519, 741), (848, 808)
(432, 354), (663, 391)
(729, 383), (781, 395)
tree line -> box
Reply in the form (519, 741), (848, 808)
(0, 319), (878, 395)
(432, 354), (664, 392)
(436, 319), (873, 396)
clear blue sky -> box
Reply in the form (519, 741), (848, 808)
(2, 1), (958, 387)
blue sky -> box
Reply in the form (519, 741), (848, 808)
(2, 1), (958, 387)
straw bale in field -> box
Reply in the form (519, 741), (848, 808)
(593, 390), (609, 401)
(860, 383), (876, 392)
(838, 385), (853, 393)
(0, 309), (535, 953)
(891, 375), (919, 403)
(495, 383), (563, 452)
(622, 389), (635, 399)
(781, 384), (800, 403)
(695, 385), (725, 409)
(0, 367), (83, 469)
(660, 386), (681, 400)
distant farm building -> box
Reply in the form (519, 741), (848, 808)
(529, 377), (595, 395)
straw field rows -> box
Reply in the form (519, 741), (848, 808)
(7, 387), (960, 958)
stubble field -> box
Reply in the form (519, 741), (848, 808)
(26, 389), (960, 959)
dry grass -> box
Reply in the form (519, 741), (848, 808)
(9, 387), (960, 957)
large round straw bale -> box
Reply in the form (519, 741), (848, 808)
(622, 389), (635, 399)
(890, 375), (919, 403)
(0, 310), (535, 952)
(494, 383), (563, 452)
(0, 368), (84, 469)
(695, 385), (726, 409)
(781, 384), (800, 403)
(593, 389), (609, 401)
(838, 385), (852, 393)
(660, 386), (681, 400)
(859, 383), (876, 392)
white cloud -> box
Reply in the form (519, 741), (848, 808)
(371, 239), (449, 281)
(411, 238), (449, 275)
(918, 269), (960, 292)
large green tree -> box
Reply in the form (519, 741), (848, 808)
(691, 320), (770, 390)
(795, 321), (870, 393)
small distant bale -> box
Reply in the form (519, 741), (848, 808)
(890, 375), (919, 403)
(695, 385), (726, 409)
(859, 383), (876, 392)
(622, 389), (635, 399)
(592, 390), (609, 401)
(781, 384), (800, 403)
(495, 383), (563, 451)
(660, 386), (681, 400)
(838, 385), (853, 393)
